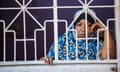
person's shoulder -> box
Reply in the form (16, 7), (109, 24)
(59, 33), (66, 37)
(58, 33), (67, 41)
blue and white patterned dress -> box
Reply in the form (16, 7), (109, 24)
(47, 31), (103, 60)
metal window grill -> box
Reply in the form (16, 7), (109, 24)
(0, 0), (120, 72)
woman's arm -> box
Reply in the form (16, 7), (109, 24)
(91, 22), (116, 59)
(40, 57), (53, 64)
(100, 30), (116, 59)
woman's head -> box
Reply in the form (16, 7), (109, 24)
(74, 12), (95, 38)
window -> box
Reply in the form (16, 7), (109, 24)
(0, 0), (119, 68)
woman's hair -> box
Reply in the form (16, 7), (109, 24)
(74, 13), (95, 26)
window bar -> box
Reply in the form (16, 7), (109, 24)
(6, 30), (16, 62)
(115, 0), (120, 60)
(78, 37), (97, 40)
(106, 28), (110, 60)
(3, 35), (6, 62)
(14, 31), (16, 62)
(23, 0), (25, 6)
(2, 20), (6, 62)
(97, 28), (106, 60)
(58, 20), (68, 60)
(76, 30), (78, 60)
(34, 30), (37, 61)
(107, 18), (116, 59)
(85, 10), (88, 60)
(34, 29), (44, 61)
(23, 7), (27, 61)
(67, 29), (78, 60)
(97, 30), (100, 60)
(43, 20), (53, 58)
(66, 30), (70, 60)
(106, 19), (116, 60)
(53, 0), (58, 60)
(97, 29), (101, 60)
(66, 32), (68, 60)
(66, 25), (69, 60)
(83, 0), (89, 60)
(115, 0), (120, 72)
(44, 23), (47, 58)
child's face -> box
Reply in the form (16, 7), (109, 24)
(75, 19), (93, 38)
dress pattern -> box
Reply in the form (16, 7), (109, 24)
(47, 31), (103, 60)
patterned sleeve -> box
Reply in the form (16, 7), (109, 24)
(92, 33), (104, 50)
(99, 40), (103, 50)
(47, 33), (66, 59)
(47, 43), (55, 59)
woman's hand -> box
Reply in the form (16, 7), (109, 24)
(99, 48), (107, 60)
(90, 22), (107, 60)
(90, 22), (105, 33)
(40, 57), (53, 64)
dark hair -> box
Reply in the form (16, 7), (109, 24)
(74, 13), (95, 26)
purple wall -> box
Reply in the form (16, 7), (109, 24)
(0, 0), (115, 61)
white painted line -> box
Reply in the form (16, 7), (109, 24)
(16, 39), (35, 41)
(87, 0), (93, 6)
(27, 7), (53, 9)
(0, 60), (118, 65)
(34, 29), (44, 61)
(0, 20), (6, 62)
(25, 10), (44, 28)
(44, 19), (68, 59)
(77, 37), (97, 40)
(78, 0), (84, 6)
(23, 7), (27, 61)
(107, 18), (116, 60)
(96, 28), (105, 60)
(85, 9), (88, 60)
(0, 7), (21, 10)
(53, 0), (58, 60)
(25, 0), (32, 7)
(15, 0), (22, 7)
(88, 5), (115, 8)
(6, 30), (16, 61)
(6, 10), (22, 30)
(23, 0), (25, 5)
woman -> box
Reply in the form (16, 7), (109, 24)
(40, 9), (116, 64)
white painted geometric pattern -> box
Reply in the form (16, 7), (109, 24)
(0, 0), (119, 65)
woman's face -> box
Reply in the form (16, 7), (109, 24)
(75, 19), (93, 38)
